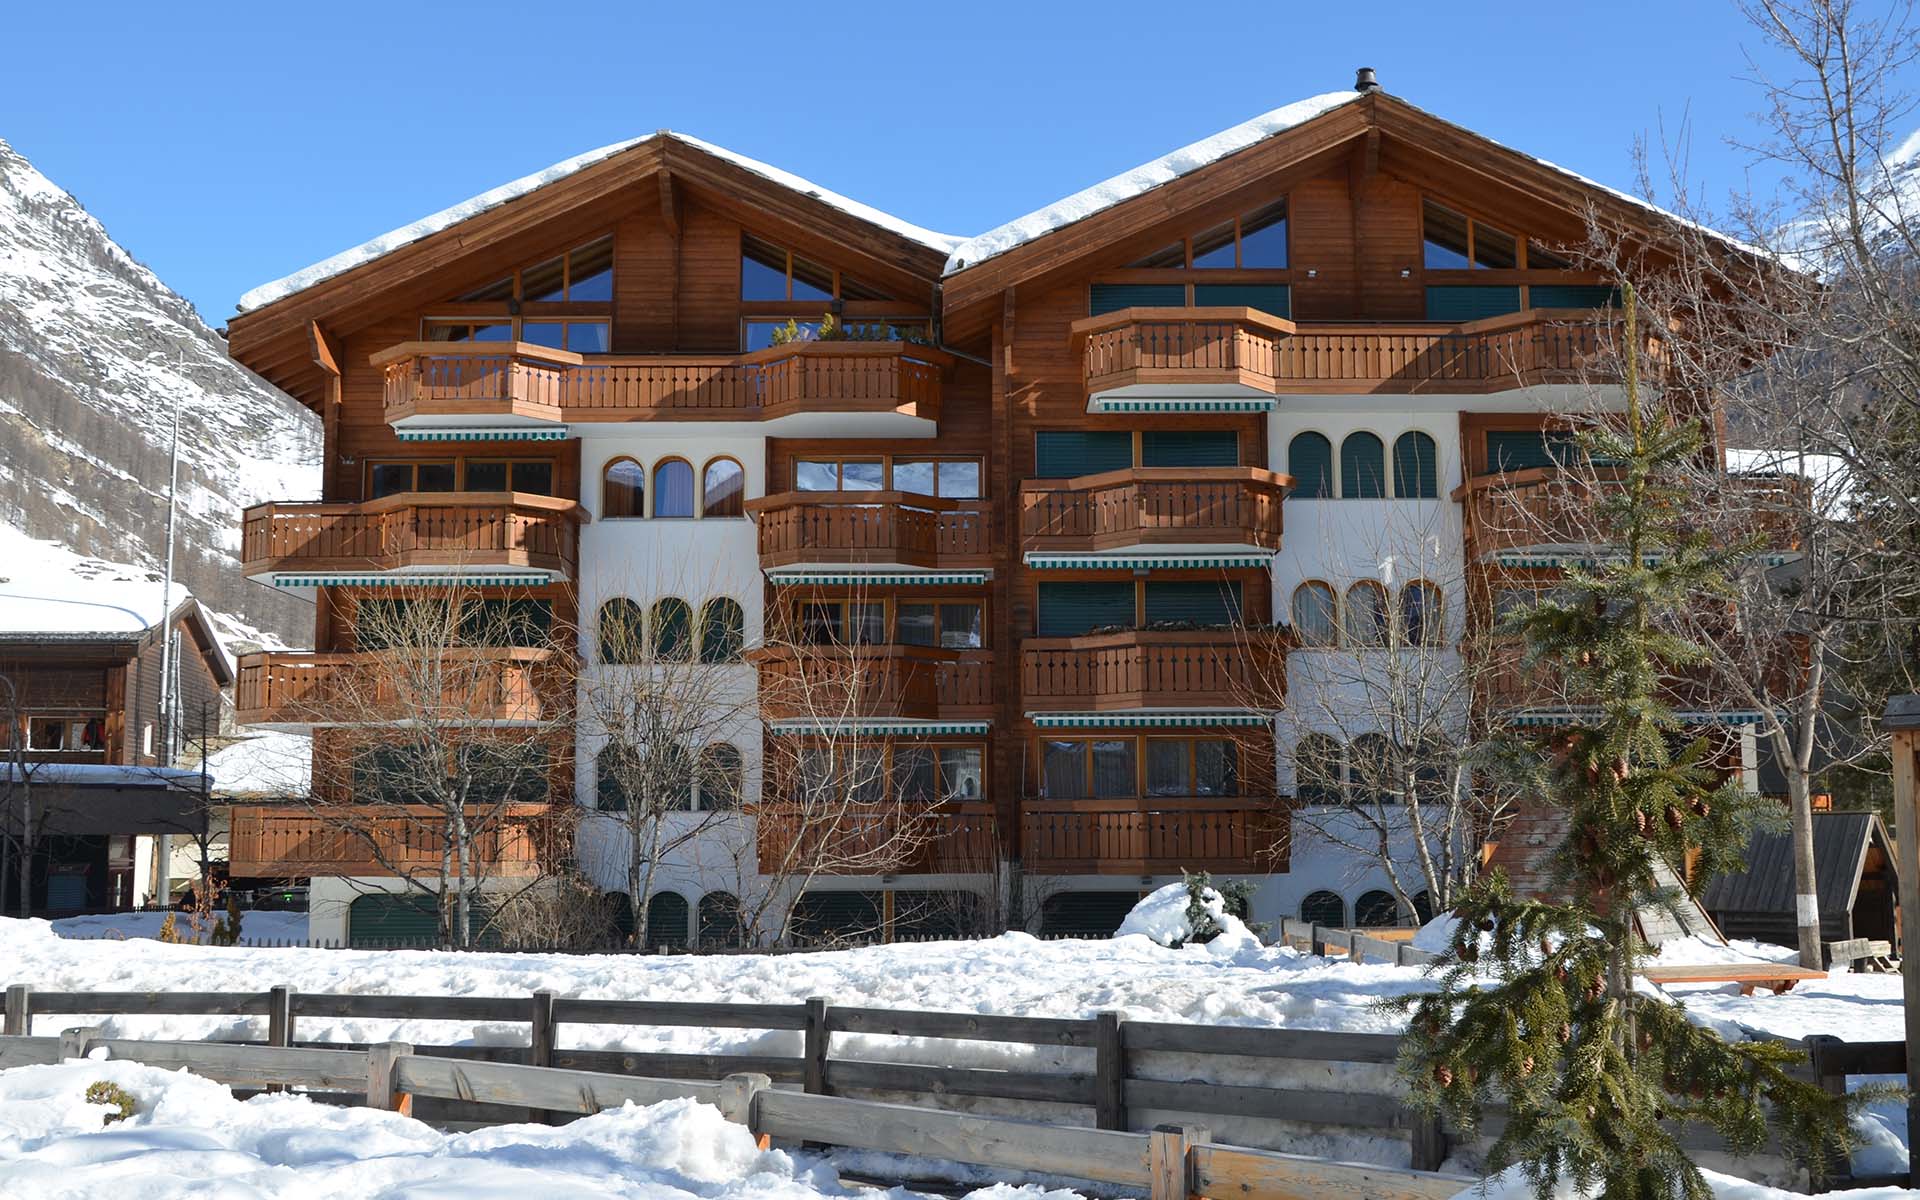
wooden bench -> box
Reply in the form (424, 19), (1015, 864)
(1639, 963), (1828, 995)
(1826, 937), (1896, 972)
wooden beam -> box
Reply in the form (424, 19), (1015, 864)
(307, 321), (342, 377)
(656, 169), (680, 237)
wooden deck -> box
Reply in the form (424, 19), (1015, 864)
(1020, 629), (1285, 711)
(1458, 467), (1810, 563)
(228, 804), (554, 878)
(752, 645), (993, 723)
(754, 803), (997, 875)
(241, 493), (584, 582)
(747, 492), (992, 571)
(1020, 466), (1289, 553)
(233, 648), (561, 729)
(1020, 798), (1286, 874)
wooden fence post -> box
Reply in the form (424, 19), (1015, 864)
(1309, 923), (1327, 958)
(1805, 1034), (1852, 1185)
(267, 986), (292, 1047)
(368, 1041), (413, 1116)
(1148, 1123), (1208, 1200)
(1095, 1010), (1126, 1131)
(3, 984), (27, 1036)
(720, 1072), (772, 1149)
(1409, 1108), (1450, 1172)
(803, 997), (829, 1096)
(529, 990), (556, 1068)
(60, 1025), (102, 1061)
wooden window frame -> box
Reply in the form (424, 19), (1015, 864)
(1035, 733), (1248, 800)
(776, 738), (989, 806)
(889, 457), (985, 499)
(700, 456), (747, 518)
(790, 455), (983, 495)
(602, 456), (647, 520)
(365, 456), (557, 499)
(453, 234), (615, 305)
(784, 596), (988, 650)
(1144, 735), (1242, 798)
(1102, 196), (1294, 281)
(25, 712), (108, 755)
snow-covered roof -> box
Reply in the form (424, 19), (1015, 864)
(1, 762), (203, 788)
(237, 133), (963, 314)
(202, 729), (311, 797)
(0, 522), (193, 640)
(943, 92), (1362, 275)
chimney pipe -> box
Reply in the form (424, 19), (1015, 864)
(1355, 67), (1380, 94)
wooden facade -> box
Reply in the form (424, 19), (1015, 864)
(222, 89), (1798, 895)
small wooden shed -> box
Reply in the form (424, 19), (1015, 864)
(1702, 811), (1899, 951)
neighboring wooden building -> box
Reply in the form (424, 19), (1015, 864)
(0, 572), (230, 913)
(1703, 811), (1900, 952)
(222, 71), (1801, 943)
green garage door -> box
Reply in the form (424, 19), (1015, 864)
(348, 893), (498, 947)
(1040, 891), (1139, 937)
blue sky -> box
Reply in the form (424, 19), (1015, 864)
(2, 1), (1850, 323)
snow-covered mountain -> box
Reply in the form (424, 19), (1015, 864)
(0, 138), (320, 647)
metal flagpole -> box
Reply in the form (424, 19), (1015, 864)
(156, 360), (183, 766)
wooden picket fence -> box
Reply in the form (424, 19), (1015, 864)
(0, 1022), (1472, 1199)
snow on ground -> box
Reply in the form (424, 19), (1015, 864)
(0, 1056), (1055, 1200)
(50, 910), (311, 945)
(1454, 1163), (1916, 1199)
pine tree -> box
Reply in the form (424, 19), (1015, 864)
(1398, 286), (1855, 1199)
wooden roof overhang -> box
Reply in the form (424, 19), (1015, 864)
(938, 93), (1783, 345)
(226, 137), (952, 412)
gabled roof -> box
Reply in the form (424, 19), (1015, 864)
(236, 132), (962, 316)
(1702, 811), (1895, 916)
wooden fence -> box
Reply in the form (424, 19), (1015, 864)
(0, 981), (1455, 1171)
(0, 1028), (1470, 1199)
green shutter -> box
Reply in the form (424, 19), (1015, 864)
(791, 891), (883, 943)
(1529, 284), (1621, 309)
(1035, 430), (1133, 478)
(1288, 433), (1333, 498)
(1040, 891), (1141, 936)
(1392, 432), (1438, 499)
(1038, 581), (1136, 636)
(1144, 580), (1243, 625)
(348, 894), (500, 947)
(1425, 285), (1523, 321)
(1340, 433), (1386, 498)
(1090, 283), (1185, 315)
(1141, 429), (1239, 467)
(1486, 430), (1580, 474)
(1193, 283), (1291, 318)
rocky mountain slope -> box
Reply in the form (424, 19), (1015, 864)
(0, 138), (320, 647)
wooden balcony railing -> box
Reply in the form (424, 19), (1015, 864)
(1074, 308), (1649, 400)
(1021, 467), (1290, 553)
(1020, 798), (1287, 874)
(374, 340), (949, 426)
(755, 803), (997, 876)
(234, 648), (562, 729)
(227, 804), (554, 878)
(754, 646), (993, 722)
(1473, 636), (1808, 717)
(747, 492), (992, 570)
(1021, 629), (1286, 712)
(240, 493), (584, 582)
(1458, 467), (1812, 563)
(1074, 307), (1294, 398)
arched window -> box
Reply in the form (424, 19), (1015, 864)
(1354, 889), (1400, 927)
(698, 598), (745, 664)
(645, 891), (689, 949)
(653, 459), (695, 518)
(595, 745), (634, 811)
(1293, 733), (1344, 805)
(1392, 431), (1438, 498)
(698, 891), (744, 947)
(1343, 581), (1389, 647)
(1291, 582), (1338, 647)
(1287, 432), (1334, 499)
(1400, 581), (1442, 647)
(1412, 891), (1435, 925)
(701, 457), (745, 517)
(1340, 432), (1385, 499)
(651, 597), (693, 661)
(1349, 733), (1400, 806)
(697, 742), (743, 811)
(1300, 890), (1345, 928)
(603, 458), (645, 518)
(597, 598), (646, 664)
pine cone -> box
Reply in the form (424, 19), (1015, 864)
(1558, 1022), (1573, 1044)
(1586, 978), (1606, 1002)
(1520, 1055), (1536, 1076)
(1611, 758), (1630, 783)
(1435, 1064), (1454, 1088)
(1476, 917), (1496, 933)
(1539, 936), (1553, 958)
(1690, 797), (1711, 818)
(1664, 804), (1685, 831)
(1459, 941), (1480, 963)
(1633, 809), (1651, 836)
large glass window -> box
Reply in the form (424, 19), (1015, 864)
(440, 235), (612, 343)
(1424, 200), (1518, 272)
(1400, 582), (1442, 647)
(1136, 198), (1289, 269)
(1340, 433), (1386, 499)
(604, 459), (645, 518)
(1344, 582), (1390, 647)
(653, 460), (695, 517)
(793, 459), (883, 492)
(698, 598), (745, 664)
(1292, 582), (1338, 648)
(697, 743), (743, 810)
(598, 598), (646, 664)
(651, 598), (693, 661)
(702, 458), (745, 517)
(1288, 432), (1334, 499)
(1146, 738), (1239, 797)
(796, 600), (884, 646)
(891, 458), (982, 498)
(896, 602), (983, 649)
(1294, 733), (1344, 805)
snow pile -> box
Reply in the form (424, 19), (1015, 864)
(1453, 1164), (1918, 1199)
(945, 92), (1360, 273)
(0, 1056), (1043, 1199)
(239, 133), (960, 314)
(50, 910), (312, 945)
(1115, 881), (1262, 957)
(203, 729), (312, 796)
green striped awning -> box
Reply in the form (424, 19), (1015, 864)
(1507, 707), (1772, 728)
(1493, 550), (1799, 570)
(1088, 397), (1277, 414)
(1028, 710), (1272, 729)
(767, 571), (991, 587)
(394, 426), (570, 442)
(1024, 552), (1275, 571)
(769, 719), (992, 737)
(271, 572), (555, 588)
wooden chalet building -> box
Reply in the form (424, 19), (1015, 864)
(224, 71), (1800, 944)
(0, 583), (227, 914)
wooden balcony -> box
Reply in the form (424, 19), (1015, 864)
(1072, 308), (1647, 406)
(374, 340), (948, 435)
(754, 645), (993, 724)
(1458, 468), (1811, 564)
(748, 492), (992, 574)
(1074, 307), (1294, 407)
(240, 493), (584, 587)
(755, 803), (997, 876)
(1021, 468), (1289, 558)
(1022, 629), (1286, 713)
(227, 803), (553, 878)
(1020, 798), (1287, 874)
(234, 648), (561, 730)
(1473, 636), (1807, 721)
